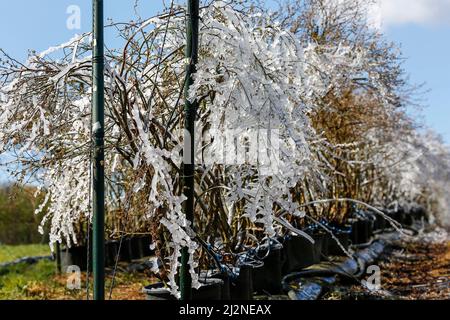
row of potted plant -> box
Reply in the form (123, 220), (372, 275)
(144, 207), (425, 300)
(59, 235), (153, 271)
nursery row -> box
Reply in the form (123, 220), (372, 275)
(58, 235), (154, 271)
(143, 207), (424, 300)
(0, 1), (449, 298)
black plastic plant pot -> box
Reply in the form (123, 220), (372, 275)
(118, 238), (133, 262)
(193, 278), (224, 300)
(60, 245), (91, 271)
(374, 215), (387, 231)
(327, 232), (350, 256)
(392, 209), (406, 224)
(202, 270), (231, 300)
(320, 233), (330, 259)
(281, 235), (316, 275)
(130, 236), (144, 260)
(349, 221), (358, 244)
(144, 283), (177, 300)
(140, 236), (153, 257)
(373, 217), (380, 231)
(367, 220), (374, 239)
(251, 246), (283, 295)
(312, 233), (324, 263)
(351, 220), (370, 244)
(105, 240), (119, 267)
(412, 207), (426, 221)
(144, 278), (224, 301)
(360, 220), (370, 243)
(216, 273), (231, 300)
(403, 213), (414, 226)
(380, 216), (387, 230)
(230, 265), (254, 300)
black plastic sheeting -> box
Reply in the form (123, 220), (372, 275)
(282, 239), (388, 300)
(0, 255), (53, 270)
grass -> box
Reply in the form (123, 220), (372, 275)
(0, 261), (151, 300)
(0, 244), (51, 263)
(0, 244), (154, 300)
(0, 260), (57, 300)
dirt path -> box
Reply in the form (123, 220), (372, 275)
(379, 230), (450, 299)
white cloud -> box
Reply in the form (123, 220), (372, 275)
(369, 0), (450, 29)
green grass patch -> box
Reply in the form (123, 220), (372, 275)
(0, 260), (57, 300)
(0, 244), (51, 263)
(0, 260), (151, 300)
(0, 245), (151, 300)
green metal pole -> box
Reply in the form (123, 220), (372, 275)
(92, 0), (105, 301)
(180, 0), (199, 301)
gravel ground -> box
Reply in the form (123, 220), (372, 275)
(323, 227), (450, 300)
(379, 228), (450, 300)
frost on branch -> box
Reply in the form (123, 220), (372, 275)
(1, 1), (449, 296)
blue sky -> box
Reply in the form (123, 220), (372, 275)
(0, 1), (448, 185)
(0, 0), (165, 54)
(0, 1), (448, 142)
(0, 1), (448, 138)
(386, 24), (450, 141)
